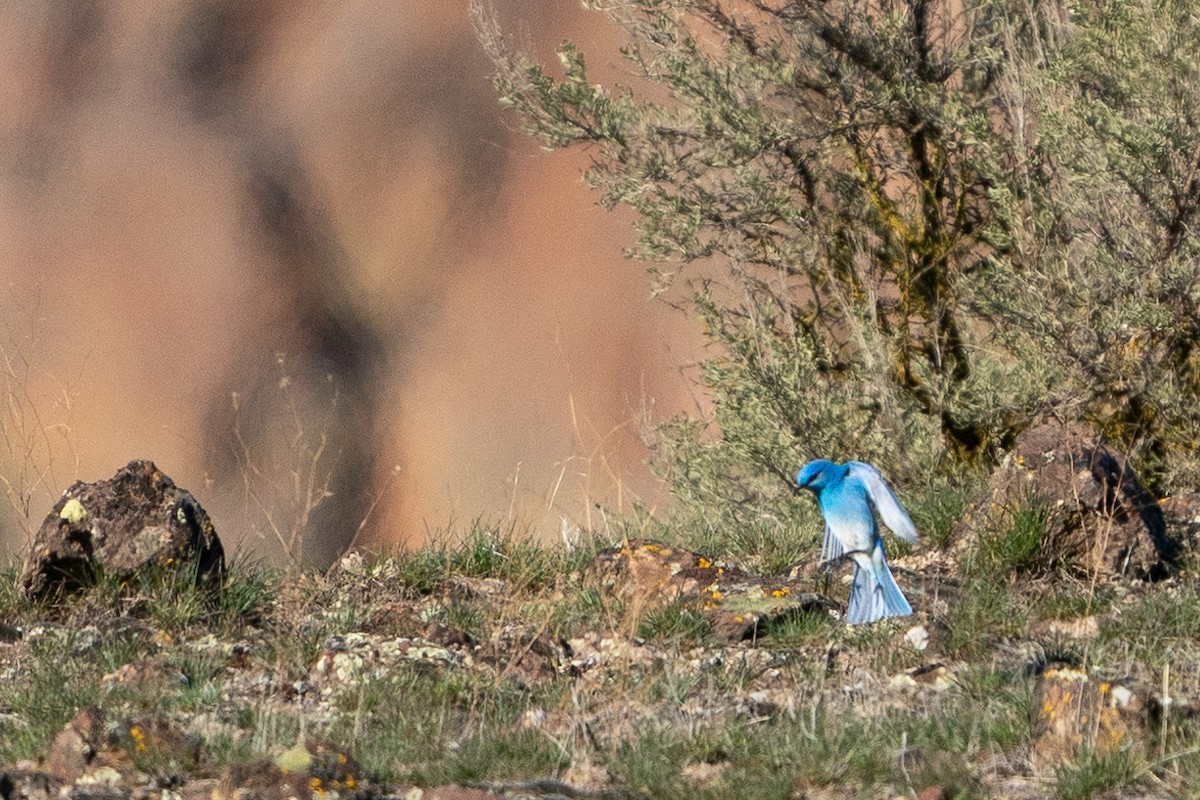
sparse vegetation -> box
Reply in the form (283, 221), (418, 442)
(2, 520), (1200, 797)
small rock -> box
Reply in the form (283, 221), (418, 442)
(905, 624), (930, 651)
(891, 664), (955, 691)
(562, 759), (611, 791)
(101, 658), (188, 691)
(1044, 615), (1100, 640)
(41, 708), (106, 782)
(477, 624), (570, 687)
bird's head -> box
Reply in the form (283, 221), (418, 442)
(796, 459), (836, 492)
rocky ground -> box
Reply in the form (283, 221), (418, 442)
(3, 425), (1200, 799)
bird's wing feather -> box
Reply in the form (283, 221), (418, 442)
(847, 461), (919, 544)
(821, 522), (844, 563)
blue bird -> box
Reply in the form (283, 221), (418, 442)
(796, 460), (919, 624)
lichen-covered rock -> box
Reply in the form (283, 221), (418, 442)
(588, 539), (833, 641)
(1033, 667), (1142, 770)
(961, 421), (1176, 578)
(20, 460), (225, 599)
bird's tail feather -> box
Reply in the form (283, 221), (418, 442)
(846, 548), (912, 624)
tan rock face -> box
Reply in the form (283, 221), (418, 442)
(20, 460), (225, 599)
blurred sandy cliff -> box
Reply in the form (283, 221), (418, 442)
(0, 1), (706, 563)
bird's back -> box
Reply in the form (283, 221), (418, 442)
(818, 472), (877, 551)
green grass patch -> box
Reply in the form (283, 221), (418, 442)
(637, 597), (712, 645)
(1029, 582), (1111, 620)
(393, 520), (591, 594)
(942, 576), (1028, 660)
(759, 607), (831, 645)
(1053, 748), (1147, 800)
(0, 630), (148, 763)
(332, 667), (567, 785)
(1096, 580), (1200, 667)
(971, 495), (1050, 578)
(906, 472), (981, 550)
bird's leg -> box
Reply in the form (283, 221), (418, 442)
(818, 550), (871, 570)
(816, 549), (872, 595)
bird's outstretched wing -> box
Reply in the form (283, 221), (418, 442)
(847, 461), (919, 544)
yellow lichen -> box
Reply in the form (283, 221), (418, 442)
(129, 726), (147, 752)
(60, 498), (87, 524)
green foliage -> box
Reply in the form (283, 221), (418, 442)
(760, 606), (830, 645)
(89, 554), (272, 633)
(216, 553), (276, 624)
(9, 542), (1200, 794)
(475, 0), (1200, 525)
(0, 630), (151, 763)
(0, 562), (30, 620)
(1031, 584), (1112, 621)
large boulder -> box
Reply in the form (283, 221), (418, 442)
(20, 459), (225, 599)
(965, 421), (1175, 578)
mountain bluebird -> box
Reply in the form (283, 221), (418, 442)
(796, 460), (919, 624)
